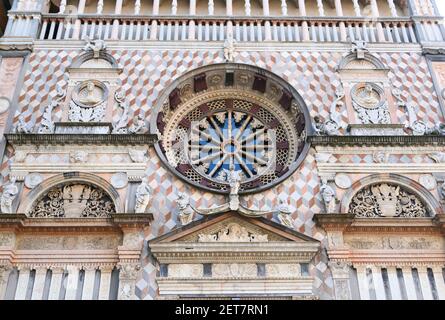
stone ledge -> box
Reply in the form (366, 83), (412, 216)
(309, 135), (445, 146)
(5, 133), (158, 145)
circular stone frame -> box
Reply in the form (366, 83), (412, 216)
(150, 63), (313, 194)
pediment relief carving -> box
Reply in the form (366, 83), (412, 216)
(178, 217), (289, 243)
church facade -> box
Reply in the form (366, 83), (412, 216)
(0, 0), (445, 300)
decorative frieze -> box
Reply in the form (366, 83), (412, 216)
(197, 222), (268, 243)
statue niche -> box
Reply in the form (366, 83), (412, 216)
(28, 183), (116, 218)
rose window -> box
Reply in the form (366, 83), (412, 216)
(152, 64), (310, 194)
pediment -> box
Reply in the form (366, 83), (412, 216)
(150, 212), (319, 244)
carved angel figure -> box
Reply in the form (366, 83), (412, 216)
(176, 192), (195, 226)
(1, 177), (18, 213)
(276, 198), (294, 228)
(134, 177), (151, 213)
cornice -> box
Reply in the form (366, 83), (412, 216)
(309, 135), (445, 146)
(0, 213), (153, 232)
(5, 133), (158, 146)
(313, 213), (355, 230)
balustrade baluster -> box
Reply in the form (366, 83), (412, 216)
(294, 23), (300, 42)
(250, 22), (255, 42)
(166, 21), (172, 41)
(135, 21), (142, 40)
(39, 20), (48, 39)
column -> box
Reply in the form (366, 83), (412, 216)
(281, 0), (287, 16)
(208, 0), (214, 15)
(97, 0), (104, 14)
(403, 267), (418, 300)
(370, 266), (386, 300)
(244, 0), (251, 16)
(72, 0), (86, 39)
(387, 0), (398, 17)
(299, 0), (309, 41)
(59, 0), (67, 13)
(0, 265), (12, 300)
(417, 267), (433, 300)
(15, 266), (31, 300)
(263, 0), (271, 40)
(65, 265), (79, 300)
(370, 0), (380, 16)
(370, 0), (385, 42)
(134, 0), (141, 15)
(98, 266), (113, 300)
(171, 0), (177, 14)
(226, 0), (233, 15)
(111, 0), (123, 39)
(31, 268), (48, 300)
(386, 267), (402, 300)
(82, 267), (97, 300)
(352, 0), (361, 16)
(317, 0), (325, 16)
(355, 265), (370, 300)
(329, 261), (352, 300)
(48, 267), (64, 300)
(153, 0), (160, 14)
(431, 266), (445, 300)
(189, 0), (196, 40)
(335, 0), (346, 41)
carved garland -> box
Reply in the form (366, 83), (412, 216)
(28, 183), (116, 218)
(349, 183), (429, 218)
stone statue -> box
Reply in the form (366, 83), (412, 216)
(227, 167), (241, 210)
(440, 183), (445, 201)
(129, 115), (145, 134)
(15, 114), (31, 133)
(320, 181), (337, 213)
(351, 40), (368, 59)
(176, 192), (195, 226)
(83, 36), (107, 58)
(134, 177), (150, 213)
(223, 36), (236, 62)
(276, 198), (294, 228)
(1, 177), (18, 213)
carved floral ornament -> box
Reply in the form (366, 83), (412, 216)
(349, 183), (430, 218)
(28, 183), (116, 218)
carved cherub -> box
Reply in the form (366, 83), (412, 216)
(83, 36), (107, 58)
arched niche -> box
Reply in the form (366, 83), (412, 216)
(18, 172), (123, 216)
(340, 174), (441, 217)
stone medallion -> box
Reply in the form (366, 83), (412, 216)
(418, 174), (437, 191)
(24, 173), (44, 189)
(111, 172), (128, 189)
(335, 174), (352, 189)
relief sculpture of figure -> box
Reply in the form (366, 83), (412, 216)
(176, 192), (195, 226)
(320, 180), (338, 214)
(227, 166), (241, 211)
(134, 177), (150, 214)
(276, 198), (294, 228)
(0, 177), (18, 213)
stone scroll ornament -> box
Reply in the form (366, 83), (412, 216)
(393, 88), (445, 136)
(28, 183), (115, 218)
(112, 91), (146, 134)
(37, 85), (66, 133)
(313, 87), (345, 136)
(349, 183), (429, 218)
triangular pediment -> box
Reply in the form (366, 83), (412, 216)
(150, 212), (319, 244)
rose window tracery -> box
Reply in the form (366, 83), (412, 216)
(349, 183), (430, 218)
(152, 65), (310, 194)
(28, 183), (115, 218)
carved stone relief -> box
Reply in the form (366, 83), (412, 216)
(69, 80), (108, 122)
(111, 172), (128, 189)
(197, 222), (268, 242)
(351, 83), (390, 124)
(212, 264), (257, 278)
(345, 236), (443, 250)
(168, 264), (203, 278)
(24, 173), (44, 189)
(28, 183), (115, 218)
(335, 174), (352, 189)
(0, 178), (18, 213)
(16, 235), (121, 250)
(418, 174), (437, 191)
(349, 183), (429, 218)
(266, 264), (301, 277)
